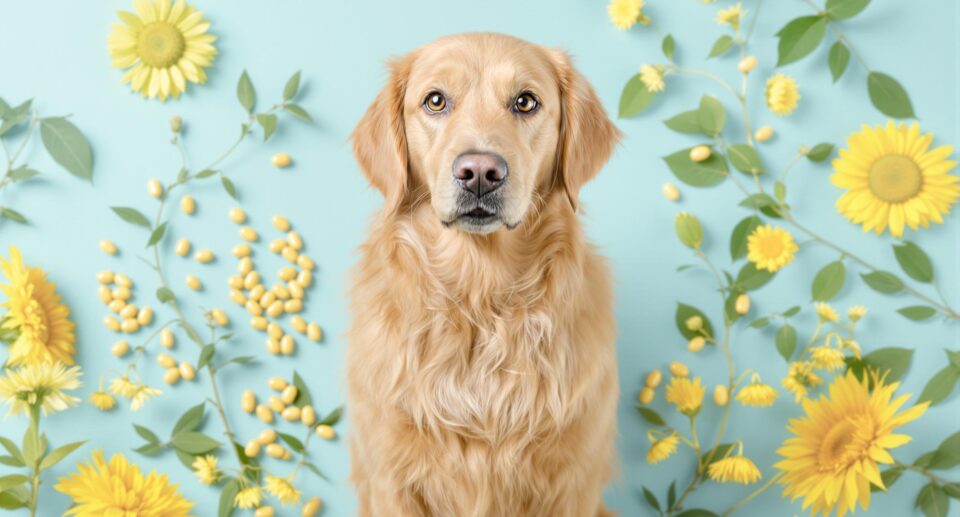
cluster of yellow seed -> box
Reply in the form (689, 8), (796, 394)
(241, 376), (336, 445)
(638, 369), (662, 404)
(157, 352), (197, 385)
(224, 208), (323, 356)
(97, 271), (155, 335)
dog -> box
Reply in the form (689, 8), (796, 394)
(346, 33), (620, 517)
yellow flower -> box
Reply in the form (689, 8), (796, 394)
(56, 450), (194, 516)
(831, 121), (959, 238)
(110, 376), (162, 411)
(815, 302), (839, 323)
(191, 454), (220, 485)
(264, 475), (301, 506)
(89, 390), (117, 411)
(640, 65), (665, 93)
(766, 74), (800, 116)
(108, 0), (218, 100)
(736, 381), (779, 407)
(708, 453), (762, 484)
(716, 3), (744, 30)
(646, 433), (679, 464)
(608, 0), (649, 30)
(776, 372), (928, 517)
(1, 246), (76, 366)
(665, 376), (705, 416)
(235, 486), (263, 509)
(782, 362), (823, 402)
(747, 225), (798, 272)
(810, 346), (846, 372)
(847, 305), (867, 322)
(0, 361), (81, 416)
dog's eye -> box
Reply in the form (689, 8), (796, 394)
(424, 91), (446, 112)
(513, 93), (539, 114)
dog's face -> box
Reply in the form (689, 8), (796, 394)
(353, 33), (619, 234)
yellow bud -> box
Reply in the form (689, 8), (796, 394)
(661, 183), (680, 202)
(99, 240), (118, 255)
(211, 308), (229, 327)
(669, 361), (689, 378)
(147, 178), (163, 198)
(104, 316), (121, 332)
(240, 226), (258, 242)
(272, 215), (291, 232)
(301, 405), (317, 426)
(157, 353), (177, 369)
(713, 384), (730, 406)
(96, 270), (115, 283)
(281, 385), (299, 404)
(233, 244), (252, 258)
(111, 340), (130, 357)
(685, 316), (703, 332)
(228, 207), (247, 224)
(268, 395), (286, 413)
(258, 429), (277, 444)
(266, 443), (286, 458)
(169, 115), (183, 133)
(255, 506), (275, 517)
(185, 275), (202, 291)
(754, 125), (774, 143)
(179, 362), (196, 381)
(639, 387), (655, 404)
(735, 293), (751, 315)
(689, 145), (711, 163)
(164, 367), (181, 385)
(302, 497), (323, 517)
(291, 316), (308, 334)
(160, 329), (175, 348)
(180, 195), (196, 215)
(645, 370), (662, 388)
(307, 323), (322, 342)
(137, 306), (154, 326)
(175, 238), (191, 257)
(256, 404), (273, 423)
(242, 390), (256, 413)
(120, 319), (140, 333)
(194, 249), (214, 264)
(268, 376), (288, 391)
(244, 439), (261, 458)
(687, 336), (706, 352)
(287, 231), (304, 251)
(282, 406), (302, 421)
(281, 246), (299, 264)
(738, 55), (758, 73)
(280, 334), (296, 355)
(272, 153), (292, 168)
(316, 424), (336, 440)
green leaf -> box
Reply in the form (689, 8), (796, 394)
(302, 460), (330, 481)
(0, 437), (23, 466)
(38, 440), (85, 471)
(664, 110), (702, 134)
(698, 95), (726, 136)
(175, 449), (196, 469)
(861, 271), (904, 294)
(146, 222), (167, 247)
(701, 443), (735, 468)
(919, 366), (960, 406)
(667, 481), (677, 509)
(917, 483), (949, 517)
(776, 324), (798, 361)
(292, 371), (313, 408)
(0, 489), (27, 510)
(219, 355), (256, 368)
(195, 168), (218, 179)
(749, 317), (769, 329)
(811, 261), (846, 301)
(0, 99), (32, 138)
(659, 34), (676, 61)
(728, 144), (764, 174)
(776, 16), (828, 66)
(8, 166), (39, 182)
(221, 175), (238, 200)
(739, 193), (777, 209)
(676, 511), (719, 517)
(708, 35), (734, 58)
(171, 432), (221, 454)
(868, 72), (915, 119)
(735, 262), (774, 291)
(134, 443), (163, 455)
(318, 406), (343, 426)
(806, 143), (835, 162)
(618, 74), (658, 118)
(676, 303), (714, 339)
(944, 483), (960, 500)
(283, 103), (314, 122)
(872, 465), (905, 492)
(283, 70), (301, 101)
(237, 70), (256, 113)
(134, 424), (160, 444)
(172, 403), (206, 436)
(641, 486), (661, 512)
(0, 474), (29, 493)
(156, 287), (175, 304)
(862, 347), (913, 382)
(256, 113), (277, 142)
(0, 208), (27, 224)
(898, 306), (938, 321)
(0, 455), (23, 467)
(197, 344), (215, 370)
(783, 306), (802, 317)
(111, 206), (151, 228)
(774, 181), (787, 203)
(21, 425), (42, 467)
(730, 216), (761, 261)
(277, 432), (305, 454)
(893, 241), (933, 283)
(828, 41), (850, 82)
(39, 117), (93, 181)
(663, 148), (728, 187)
(826, 0), (871, 20)
(219, 479), (240, 517)
(928, 431), (960, 470)
(635, 406), (666, 426)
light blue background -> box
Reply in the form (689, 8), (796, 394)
(1, 0), (958, 515)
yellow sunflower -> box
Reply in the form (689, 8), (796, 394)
(108, 0), (217, 100)
(665, 376), (705, 416)
(56, 450), (194, 516)
(766, 74), (800, 116)
(0, 361), (81, 416)
(1, 246), (76, 366)
(747, 225), (798, 272)
(831, 121), (959, 238)
(776, 372), (928, 517)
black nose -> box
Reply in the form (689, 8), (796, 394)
(452, 152), (508, 197)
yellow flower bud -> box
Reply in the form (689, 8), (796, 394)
(645, 370), (662, 388)
(689, 145), (711, 163)
(255, 506), (275, 517)
(96, 270), (115, 283)
(754, 125), (774, 143)
(661, 183), (680, 202)
(316, 424), (336, 440)
(244, 439), (261, 458)
(734, 294), (751, 315)
(179, 362), (196, 381)
(713, 384), (730, 406)
(738, 56), (757, 73)
(233, 244), (252, 258)
(242, 390), (256, 413)
(99, 240), (118, 255)
(256, 404), (273, 423)
(272, 153), (292, 168)
(147, 178), (163, 198)
(240, 226), (258, 242)
(228, 207), (246, 224)
(669, 361), (689, 378)
(281, 385), (299, 404)
(169, 115), (183, 133)
(685, 316), (703, 332)
(211, 308), (229, 327)
(258, 429), (277, 444)
(301, 405), (317, 426)
(639, 387), (655, 404)
(160, 329), (175, 348)
(272, 215), (291, 232)
(111, 340), (130, 357)
(302, 497), (323, 516)
(282, 406), (302, 421)
(268, 395), (286, 413)
(164, 367), (181, 385)
(687, 336), (706, 352)
(175, 238), (191, 257)
(157, 353), (176, 369)
(307, 323), (322, 342)
(185, 275), (202, 291)
(180, 195), (196, 215)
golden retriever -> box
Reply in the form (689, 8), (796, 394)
(346, 33), (620, 517)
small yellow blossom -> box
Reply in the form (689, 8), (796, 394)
(847, 305), (867, 322)
(0, 361), (81, 416)
(708, 452), (762, 484)
(815, 302), (839, 323)
(736, 380), (779, 407)
(640, 65), (665, 92)
(716, 3), (745, 31)
(665, 376), (705, 416)
(192, 455), (220, 485)
(747, 226), (798, 272)
(109, 376), (162, 411)
(89, 390), (117, 411)
(646, 433), (679, 464)
(810, 346), (846, 372)
(235, 486), (263, 509)
(608, 0), (649, 30)
(264, 476), (300, 506)
(766, 74), (800, 116)
(782, 362), (823, 402)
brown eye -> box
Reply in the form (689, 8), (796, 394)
(514, 93), (539, 114)
(424, 91), (446, 112)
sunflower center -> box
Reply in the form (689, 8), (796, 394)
(22, 298), (50, 344)
(137, 22), (185, 68)
(818, 415), (874, 472)
(757, 235), (785, 259)
(868, 155), (923, 203)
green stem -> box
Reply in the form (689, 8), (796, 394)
(895, 461), (958, 486)
(27, 407), (40, 517)
(720, 471), (784, 516)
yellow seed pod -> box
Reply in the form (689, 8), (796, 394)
(211, 308), (229, 327)
(119, 304), (138, 319)
(229, 289), (247, 305)
(268, 377), (288, 391)
(120, 319), (140, 334)
(256, 404), (274, 423)
(180, 195), (196, 215)
(258, 429), (277, 444)
(266, 301), (284, 318)
(686, 316), (704, 332)
(99, 240), (118, 255)
(248, 284), (266, 301)
(111, 340), (130, 357)
(316, 424), (336, 440)
(734, 293), (751, 315)
(233, 244), (252, 258)
(157, 353), (177, 369)
(272, 284), (291, 300)
(282, 406), (301, 421)
(108, 299), (126, 313)
(272, 153), (292, 168)
(302, 497), (322, 517)
(669, 361), (689, 378)
(297, 255), (315, 271)
(280, 334), (296, 355)
(227, 275), (244, 290)
(244, 439), (261, 458)
(239, 226), (258, 242)
(114, 273), (133, 288)
(228, 207), (247, 224)
(244, 271), (261, 290)
(147, 178), (163, 198)
(714, 384), (730, 406)
(645, 370), (662, 388)
(738, 55), (757, 73)
(160, 329), (175, 348)
(283, 299), (302, 314)
(281, 385), (299, 404)
(272, 215), (291, 231)
(175, 238), (191, 257)
(301, 405), (317, 426)
(242, 390), (256, 413)
(179, 362), (196, 381)
(254, 506), (275, 517)
(250, 316), (268, 331)
(185, 275), (202, 291)
(281, 246), (299, 263)
(267, 322), (283, 340)
(689, 145), (711, 163)
(112, 286), (131, 301)
(278, 266), (297, 281)
(194, 249), (215, 264)
(269, 238), (286, 254)
(288, 281), (304, 299)
(307, 323), (322, 342)
(246, 299), (262, 318)
(297, 270), (313, 288)
(259, 291), (277, 308)
(137, 306), (154, 326)
(268, 395), (286, 413)
(754, 125), (774, 143)
(164, 367), (181, 385)
(98, 285), (113, 303)
(661, 183), (681, 202)
(287, 231), (304, 251)
(687, 336), (706, 352)
(265, 443), (286, 458)
(104, 315), (121, 332)
(291, 315), (307, 334)
(265, 337), (281, 355)
(638, 387), (655, 405)
(96, 270), (115, 284)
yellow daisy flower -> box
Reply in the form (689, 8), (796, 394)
(608, 0), (649, 30)
(56, 450), (194, 516)
(0, 361), (81, 416)
(716, 3), (745, 31)
(108, 0), (218, 100)
(815, 302), (839, 323)
(746, 225), (798, 272)
(831, 121), (959, 238)
(640, 65), (665, 92)
(708, 452), (762, 484)
(89, 390), (117, 411)
(782, 362), (823, 402)
(646, 433), (679, 464)
(847, 305), (867, 322)
(736, 381), (779, 407)
(191, 455), (220, 485)
(1, 246), (76, 366)
(234, 486), (263, 509)
(264, 475), (301, 506)
(110, 376), (162, 411)
(766, 74), (800, 116)
(665, 376), (705, 416)
(776, 372), (928, 517)
(810, 346), (846, 372)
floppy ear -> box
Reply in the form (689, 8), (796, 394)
(351, 54), (415, 215)
(550, 50), (621, 211)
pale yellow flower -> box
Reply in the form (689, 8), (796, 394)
(89, 390), (117, 411)
(716, 3), (744, 30)
(264, 476), (301, 506)
(234, 486), (263, 509)
(782, 362), (823, 402)
(110, 376), (162, 411)
(646, 433), (679, 464)
(709, 453), (762, 484)
(847, 305), (867, 322)
(0, 361), (81, 416)
(815, 302), (839, 323)
(191, 454), (220, 485)
(747, 225), (798, 272)
(810, 346), (846, 372)
(640, 65), (665, 92)
(665, 376), (705, 416)
(736, 381), (779, 407)
(766, 74), (800, 116)
(608, 0), (649, 30)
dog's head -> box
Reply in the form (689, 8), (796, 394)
(352, 33), (619, 234)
